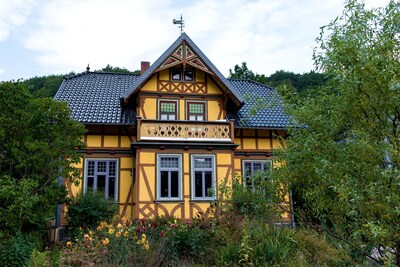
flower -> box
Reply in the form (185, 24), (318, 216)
(116, 231), (121, 238)
(117, 223), (123, 229)
(102, 249), (108, 255)
(170, 223), (177, 228)
(66, 241), (72, 247)
(83, 234), (90, 241)
(97, 225), (103, 231)
(144, 244), (149, 250)
(123, 231), (128, 237)
(101, 238), (110, 246)
(160, 231), (165, 237)
(108, 228), (115, 235)
(141, 233), (146, 241)
(89, 230), (93, 236)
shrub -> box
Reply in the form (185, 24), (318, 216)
(66, 190), (118, 235)
(0, 233), (41, 267)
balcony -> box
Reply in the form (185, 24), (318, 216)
(137, 118), (235, 143)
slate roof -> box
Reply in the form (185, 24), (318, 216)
(228, 79), (290, 129)
(54, 72), (290, 129)
(54, 71), (139, 124)
(122, 33), (244, 106)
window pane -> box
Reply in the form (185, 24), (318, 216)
(161, 114), (168, 120)
(197, 115), (204, 121)
(194, 157), (212, 169)
(160, 171), (169, 198)
(87, 177), (94, 189)
(98, 162), (106, 173)
(160, 102), (176, 113)
(108, 177), (115, 198)
(160, 157), (179, 168)
(97, 175), (106, 191)
(109, 161), (116, 176)
(184, 70), (194, 81)
(170, 171), (179, 198)
(189, 103), (204, 114)
(189, 115), (196, 121)
(205, 171), (213, 197)
(87, 161), (95, 176)
(172, 69), (181, 80)
(195, 171), (203, 197)
(170, 114), (176, 120)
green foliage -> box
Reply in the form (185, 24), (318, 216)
(66, 190), (119, 234)
(0, 233), (41, 267)
(28, 249), (47, 267)
(24, 74), (67, 98)
(231, 173), (281, 222)
(0, 81), (85, 238)
(274, 0), (400, 264)
(96, 64), (140, 74)
(229, 62), (269, 84)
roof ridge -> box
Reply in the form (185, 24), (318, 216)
(64, 71), (140, 80)
(229, 78), (275, 90)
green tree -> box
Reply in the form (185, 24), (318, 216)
(274, 0), (400, 264)
(229, 62), (269, 84)
(0, 81), (85, 238)
(24, 74), (70, 98)
(97, 64), (140, 74)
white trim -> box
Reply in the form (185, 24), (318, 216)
(190, 154), (216, 200)
(83, 158), (119, 201)
(140, 137), (232, 142)
(156, 154), (183, 201)
(241, 159), (272, 190)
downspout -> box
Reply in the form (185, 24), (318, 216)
(289, 190), (295, 228)
(55, 164), (63, 240)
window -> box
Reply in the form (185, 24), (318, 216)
(191, 155), (215, 200)
(157, 155), (182, 200)
(171, 69), (194, 81)
(85, 159), (118, 200)
(159, 100), (178, 120)
(187, 102), (205, 121)
(242, 160), (272, 191)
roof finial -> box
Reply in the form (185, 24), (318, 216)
(86, 64), (90, 72)
(172, 14), (185, 34)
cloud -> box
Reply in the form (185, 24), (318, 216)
(0, 0), (36, 42)
(19, 0), (392, 78)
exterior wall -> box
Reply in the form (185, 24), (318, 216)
(61, 125), (136, 225)
(134, 148), (234, 221)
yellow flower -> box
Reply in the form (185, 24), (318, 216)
(66, 241), (72, 247)
(116, 231), (121, 238)
(136, 240), (141, 245)
(89, 230), (93, 236)
(141, 233), (146, 240)
(121, 217), (127, 225)
(97, 225), (103, 231)
(117, 223), (123, 229)
(83, 234), (90, 241)
(123, 231), (128, 237)
(100, 221), (108, 227)
(108, 228), (115, 235)
(144, 244), (149, 250)
(101, 238), (110, 246)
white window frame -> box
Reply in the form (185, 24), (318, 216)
(84, 158), (119, 201)
(191, 154), (216, 200)
(242, 160), (272, 191)
(157, 154), (183, 201)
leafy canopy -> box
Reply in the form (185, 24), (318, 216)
(274, 0), (400, 264)
(0, 81), (85, 237)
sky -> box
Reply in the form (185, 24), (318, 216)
(0, 0), (390, 81)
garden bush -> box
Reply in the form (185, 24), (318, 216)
(65, 190), (118, 236)
(0, 232), (41, 267)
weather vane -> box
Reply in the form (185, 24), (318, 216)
(172, 14), (185, 34)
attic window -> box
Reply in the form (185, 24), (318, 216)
(171, 69), (194, 81)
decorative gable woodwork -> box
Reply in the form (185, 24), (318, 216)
(158, 42), (211, 74)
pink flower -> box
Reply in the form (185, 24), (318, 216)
(170, 224), (177, 228)
(102, 249), (108, 254)
(160, 231), (165, 237)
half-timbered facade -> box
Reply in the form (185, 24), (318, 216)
(55, 33), (290, 223)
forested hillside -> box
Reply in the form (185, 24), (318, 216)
(22, 62), (326, 98)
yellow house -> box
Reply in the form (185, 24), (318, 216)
(55, 33), (290, 223)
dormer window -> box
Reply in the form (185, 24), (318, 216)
(171, 69), (194, 81)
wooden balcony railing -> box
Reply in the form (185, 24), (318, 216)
(137, 118), (235, 143)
